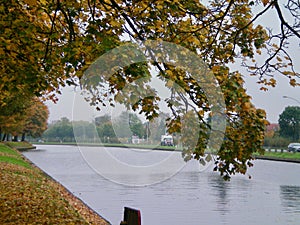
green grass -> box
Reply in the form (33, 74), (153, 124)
(0, 155), (31, 168)
(0, 143), (31, 168)
(261, 151), (300, 160)
(0, 143), (19, 156)
(5, 141), (33, 148)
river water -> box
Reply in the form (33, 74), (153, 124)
(23, 145), (300, 225)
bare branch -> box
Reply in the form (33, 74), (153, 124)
(274, 0), (300, 39)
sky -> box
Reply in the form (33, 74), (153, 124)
(46, 2), (300, 124)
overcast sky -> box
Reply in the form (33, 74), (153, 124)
(46, 3), (300, 124)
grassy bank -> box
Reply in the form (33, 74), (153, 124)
(263, 151), (300, 159)
(0, 142), (109, 224)
(254, 150), (300, 162)
(4, 141), (36, 151)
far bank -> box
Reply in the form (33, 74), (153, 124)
(31, 141), (300, 164)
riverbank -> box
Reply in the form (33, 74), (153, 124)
(5, 141), (37, 151)
(0, 142), (110, 224)
(254, 151), (300, 163)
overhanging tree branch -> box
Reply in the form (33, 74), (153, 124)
(273, 0), (300, 39)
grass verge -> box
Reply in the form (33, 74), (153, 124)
(0, 143), (110, 224)
(5, 141), (37, 151)
(254, 150), (300, 163)
(259, 151), (300, 159)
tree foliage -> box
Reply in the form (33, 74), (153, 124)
(113, 111), (145, 138)
(22, 98), (49, 139)
(0, 97), (48, 141)
(44, 117), (74, 142)
(279, 106), (300, 141)
(1, 0), (299, 179)
(0, 0), (71, 104)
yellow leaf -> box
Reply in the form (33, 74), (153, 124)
(269, 78), (276, 87)
(165, 70), (173, 77)
(260, 87), (268, 91)
(39, 0), (47, 5)
(290, 79), (297, 86)
(282, 71), (292, 75)
(166, 80), (174, 88)
(194, 38), (200, 46)
(212, 66), (220, 73)
(24, 0), (37, 5)
(110, 20), (120, 27)
(156, 4), (164, 10)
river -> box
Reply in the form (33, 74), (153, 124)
(23, 145), (300, 225)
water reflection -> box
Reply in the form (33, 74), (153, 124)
(209, 175), (229, 209)
(280, 185), (300, 214)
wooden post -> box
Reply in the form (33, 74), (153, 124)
(120, 207), (141, 225)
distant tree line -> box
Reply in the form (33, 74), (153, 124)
(42, 112), (169, 144)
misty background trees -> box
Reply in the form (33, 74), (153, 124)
(42, 112), (169, 144)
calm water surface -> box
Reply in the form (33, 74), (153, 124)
(23, 145), (300, 225)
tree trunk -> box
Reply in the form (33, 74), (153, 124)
(13, 136), (18, 142)
(6, 134), (10, 141)
(21, 133), (26, 142)
(2, 133), (6, 142)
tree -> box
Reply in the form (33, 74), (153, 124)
(113, 112), (145, 138)
(95, 115), (111, 127)
(74, 0), (284, 179)
(21, 98), (49, 141)
(0, 0), (76, 106)
(0, 96), (48, 141)
(73, 120), (96, 142)
(1, 0), (299, 179)
(43, 117), (74, 142)
(94, 115), (118, 142)
(0, 93), (31, 140)
(147, 112), (169, 143)
(279, 106), (300, 141)
(96, 120), (117, 143)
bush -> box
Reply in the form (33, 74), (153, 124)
(264, 136), (290, 148)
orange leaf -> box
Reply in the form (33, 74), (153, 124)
(261, 0), (269, 6)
